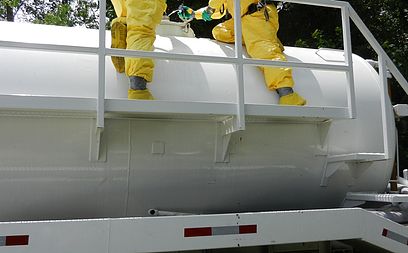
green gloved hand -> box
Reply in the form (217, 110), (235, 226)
(201, 9), (213, 21)
(177, 5), (195, 21)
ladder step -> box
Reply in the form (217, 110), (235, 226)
(328, 153), (386, 163)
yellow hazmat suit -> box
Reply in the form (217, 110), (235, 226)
(197, 0), (306, 105)
(111, 0), (167, 99)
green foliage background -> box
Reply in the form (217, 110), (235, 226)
(1, 0), (408, 171)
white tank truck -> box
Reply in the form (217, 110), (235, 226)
(0, 18), (396, 219)
(0, 5), (403, 220)
(1, 1), (408, 252)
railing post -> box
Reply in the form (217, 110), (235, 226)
(341, 4), (356, 119)
(97, 0), (107, 129)
(233, 0), (245, 130)
(90, 0), (107, 161)
(378, 54), (390, 159)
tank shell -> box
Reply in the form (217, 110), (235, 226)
(0, 21), (395, 221)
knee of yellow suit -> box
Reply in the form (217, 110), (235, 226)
(212, 26), (235, 43)
(212, 19), (235, 43)
(111, 17), (127, 73)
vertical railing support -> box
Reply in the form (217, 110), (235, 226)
(341, 4), (356, 119)
(378, 54), (390, 159)
(92, 0), (107, 161)
(97, 0), (107, 130)
(233, 0), (245, 131)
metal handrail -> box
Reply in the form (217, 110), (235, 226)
(347, 5), (408, 160)
(0, 40), (350, 71)
(96, 0), (356, 131)
(341, 4), (356, 119)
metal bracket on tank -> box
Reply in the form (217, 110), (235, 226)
(320, 162), (343, 187)
(320, 152), (387, 186)
(89, 121), (107, 162)
(214, 117), (239, 163)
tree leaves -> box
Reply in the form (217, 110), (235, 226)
(0, 0), (103, 28)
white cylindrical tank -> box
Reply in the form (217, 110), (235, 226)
(0, 21), (395, 221)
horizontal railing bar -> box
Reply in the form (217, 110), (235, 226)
(0, 40), (98, 55)
(276, 0), (348, 8)
(242, 58), (349, 72)
(107, 48), (236, 64)
(108, 48), (348, 71)
(0, 40), (349, 72)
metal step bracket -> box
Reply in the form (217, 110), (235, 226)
(328, 153), (387, 163)
(89, 123), (106, 162)
(215, 117), (240, 163)
(321, 152), (387, 186)
(320, 162), (342, 187)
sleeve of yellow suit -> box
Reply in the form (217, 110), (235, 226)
(208, 0), (226, 9)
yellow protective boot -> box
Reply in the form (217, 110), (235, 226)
(111, 18), (127, 73)
(128, 89), (155, 100)
(279, 92), (307, 106)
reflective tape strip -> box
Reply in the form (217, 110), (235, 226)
(185, 225), (257, 237)
(382, 229), (408, 245)
(0, 235), (29, 246)
(212, 226), (239, 236)
(239, 224), (258, 234)
(184, 227), (212, 237)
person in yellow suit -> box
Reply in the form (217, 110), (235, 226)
(179, 0), (306, 105)
(110, 0), (167, 100)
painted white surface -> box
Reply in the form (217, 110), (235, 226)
(0, 209), (407, 253)
(0, 21), (395, 221)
